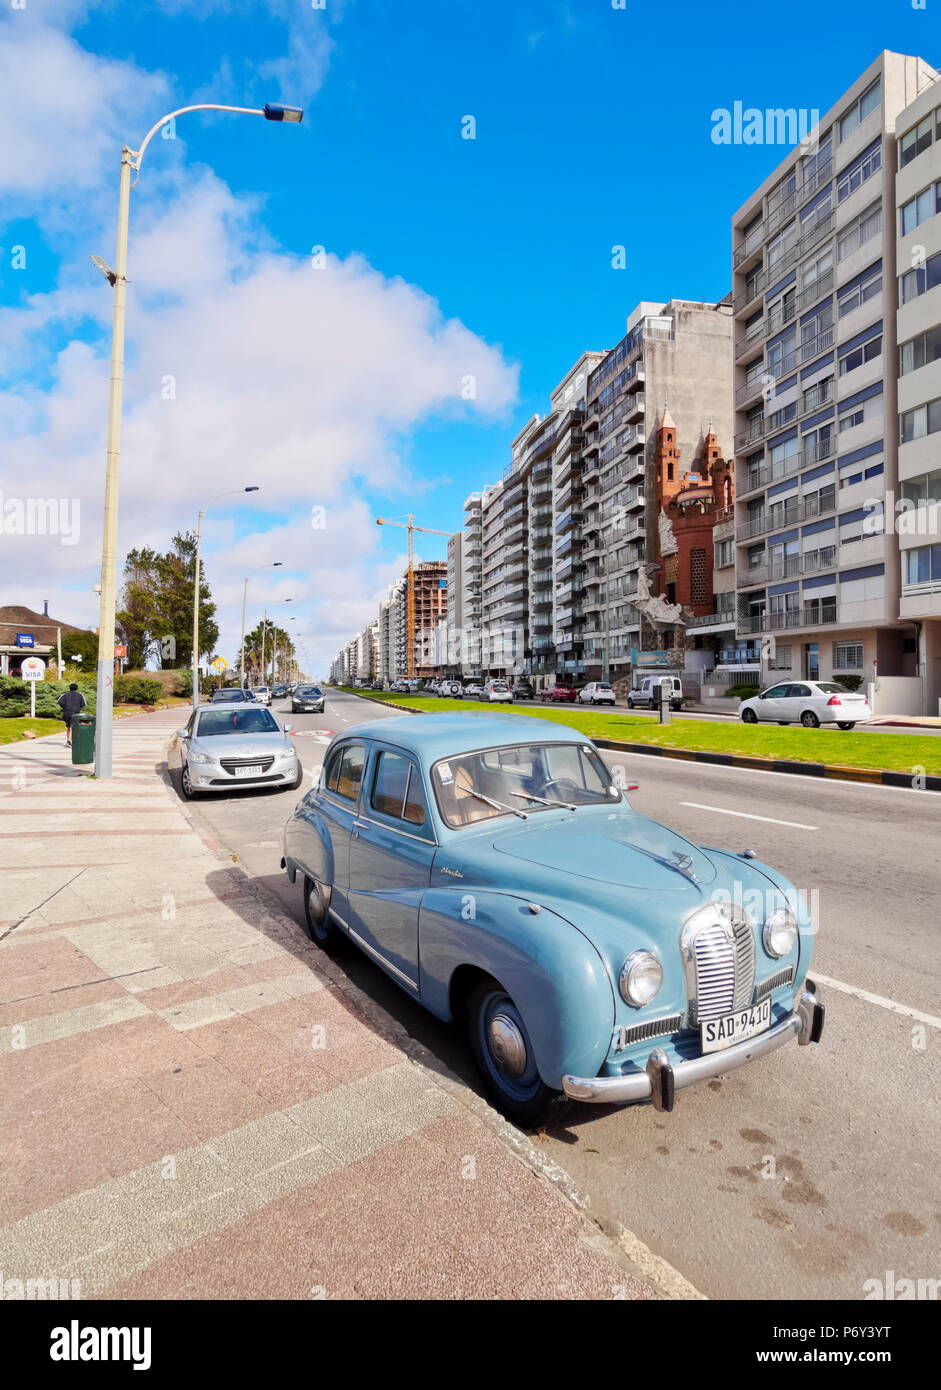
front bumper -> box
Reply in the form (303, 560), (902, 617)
(191, 756), (299, 790)
(562, 988), (824, 1110)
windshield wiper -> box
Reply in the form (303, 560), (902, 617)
(464, 788), (527, 819)
(509, 790), (578, 812)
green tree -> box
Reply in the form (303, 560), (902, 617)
(116, 532), (219, 670)
(240, 622), (295, 684)
(61, 630), (99, 667)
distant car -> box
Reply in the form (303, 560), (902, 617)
(578, 681), (616, 706)
(389, 679), (410, 693)
(282, 712), (824, 1125)
(171, 704), (300, 798)
(511, 680), (535, 702)
(628, 675), (683, 711)
(210, 688), (255, 703)
(438, 679), (463, 698)
(739, 680), (871, 730)
(463, 681), (484, 700)
(485, 679), (513, 703)
(291, 683), (326, 714)
(271, 684), (288, 699)
(251, 686), (271, 706)
(541, 684), (577, 703)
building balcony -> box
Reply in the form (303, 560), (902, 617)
(733, 219), (765, 270)
(739, 600), (838, 635)
(733, 267), (768, 315)
(735, 415), (766, 452)
(737, 488), (836, 541)
(736, 370), (766, 408)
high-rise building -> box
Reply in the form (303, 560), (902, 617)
(730, 50), (938, 704)
(580, 300), (733, 684)
(895, 75), (941, 713)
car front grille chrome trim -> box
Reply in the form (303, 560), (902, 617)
(754, 964), (795, 1003)
(613, 1012), (684, 1052)
(681, 903), (757, 1026)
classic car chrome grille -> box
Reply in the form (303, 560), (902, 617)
(220, 756), (275, 775)
(688, 913), (756, 1025)
(754, 964), (795, 1003)
(614, 1013), (684, 1051)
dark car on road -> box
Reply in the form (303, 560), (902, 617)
(510, 680), (535, 702)
(210, 688), (255, 703)
(541, 683), (577, 702)
(291, 683), (326, 714)
(271, 684), (288, 699)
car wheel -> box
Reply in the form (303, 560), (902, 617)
(467, 978), (557, 1127)
(837, 721), (856, 730)
(627, 699), (634, 709)
(741, 708), (759, 724)
(801, 711), (820, 728)
(180, 761), (198, 798)
(303, 876), (344, 953)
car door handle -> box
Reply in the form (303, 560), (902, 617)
(352, 820), (366, 838)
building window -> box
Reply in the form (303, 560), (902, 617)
(714, 538), (734, 569)
(900, 324), (941, 376)
(900, 397), (941, 444)
(837, 264), (882, 317)
(900, 180), (941, 236)
(899, 469), (941, 507)
(839, 80), (881, 141)
(900, 248), (941, 304)
(837, 140), (881, 202)
(838, 406), (865, 432)
(838, 333), (882, 376)
(899, 113), (934, 168)
(904, 544), (941, 584)
(837, 199), (881, 261)
(768, 644), (792, 670)
(833, 641), (864, 670)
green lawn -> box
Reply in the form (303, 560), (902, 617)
(0, 717), (66, 745)
(335, 688), (941, 775)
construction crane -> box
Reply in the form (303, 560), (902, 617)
(376, 514), (451, 678)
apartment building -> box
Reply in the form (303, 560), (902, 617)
(896, 77), (941, 714)
(730, 50), (939, 707)
(459, 493), (483, 674)
(579, 300), (733, 684)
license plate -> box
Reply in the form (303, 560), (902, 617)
(233, 765), (263, 778)
(701, 998), (772, 1053)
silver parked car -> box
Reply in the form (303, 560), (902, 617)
(171, 704), (301, 797)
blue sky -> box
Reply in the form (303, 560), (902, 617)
(1, 0), (936, 671)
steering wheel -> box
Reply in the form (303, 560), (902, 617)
(540, 777), (581, 797)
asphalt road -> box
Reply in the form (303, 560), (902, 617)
(171, 688), (941, 1300)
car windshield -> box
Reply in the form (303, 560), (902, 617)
(212, 689), (244, 701)
(433, 741), (620, 828)
(197, 708), (280, 736)
(296, 685), (322, 696)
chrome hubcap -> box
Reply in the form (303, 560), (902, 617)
(488, 1013), (528, 1078)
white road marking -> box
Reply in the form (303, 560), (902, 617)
(680, 801), (818, 830)
(812, 973), (941, 1030)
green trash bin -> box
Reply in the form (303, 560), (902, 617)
(71, 711), (95, 765)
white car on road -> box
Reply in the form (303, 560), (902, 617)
(739, 680), (871, 729)
(577, 681), (616, 706)
(250, 686), (271, 706)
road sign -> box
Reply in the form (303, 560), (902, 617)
(21, 657), (45, 680)
(114, 644), (127, 658)
(212, 657), (227, 672)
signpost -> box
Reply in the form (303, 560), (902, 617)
(21, 656), (45, 719)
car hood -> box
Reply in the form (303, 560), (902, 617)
(491, 811), (716, 892)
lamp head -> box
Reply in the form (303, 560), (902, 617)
(264, 103), (303, 124)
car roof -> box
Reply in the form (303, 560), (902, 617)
(339, 711), (594, 759)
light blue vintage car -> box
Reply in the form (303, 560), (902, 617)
(282, 712), (824, 1125)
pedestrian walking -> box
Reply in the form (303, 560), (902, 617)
(57, 683), (87, 746)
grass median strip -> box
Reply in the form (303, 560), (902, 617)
(336, 688), (941, 776)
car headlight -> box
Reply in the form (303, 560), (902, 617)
(190, 750), (212, 764)
(619, 949), (663, 1008)
(763, 905), (798, 958)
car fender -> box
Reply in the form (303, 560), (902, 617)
(283, 797), (334, 887)
(418, 888), (616, 1090)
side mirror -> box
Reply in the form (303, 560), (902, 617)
(175, 728), (188, 740)
(284, 722), (294, 732)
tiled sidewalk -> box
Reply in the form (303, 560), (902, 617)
(0, 712), (657, 1300)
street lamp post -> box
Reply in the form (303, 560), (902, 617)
(92, 101), (302, 780)
(191, 487), (259, 714)
(260, 599), (293, 684)
(239, 563), (283, 687)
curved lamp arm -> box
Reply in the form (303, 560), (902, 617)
(130, 102), (301, 184)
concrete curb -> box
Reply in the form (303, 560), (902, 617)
(338, 690), (941, 792)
